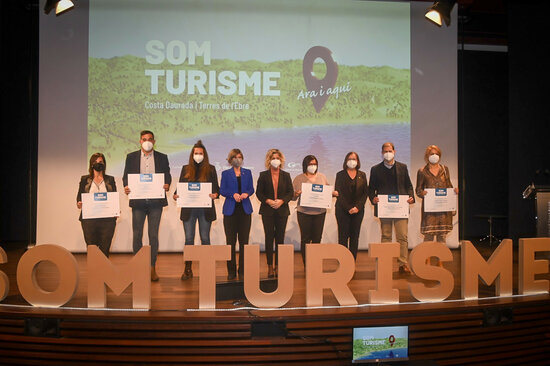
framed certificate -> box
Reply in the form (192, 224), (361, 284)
(177, 182), (212, 208)
(81, 192), (120, 219)
(300, 183), (333, 209)
(127, 173), (165, 200)
(377, 194), (409, 218)
(424, 188), (457, 212)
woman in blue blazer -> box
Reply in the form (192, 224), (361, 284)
(220, 148), (255, 280)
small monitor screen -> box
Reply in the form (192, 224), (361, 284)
(352, 326), (409, 363)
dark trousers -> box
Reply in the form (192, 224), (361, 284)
(81, 218), (116, 257)
(297, 212), (326, 264)
(132, 205), (163, 266)
(223, 205), (251, 276)
(261, 213), (288, 266)
(183, 208), (211, 246)
(335, 206), (364, 259)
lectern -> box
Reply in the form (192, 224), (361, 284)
(523, 184), (550, 237)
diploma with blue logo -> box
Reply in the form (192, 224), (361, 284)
(81, 192), (120, 219)
(177, 182), (212, 208)
(127, 173), (165, 200)
(424, 188), (457, 212)
(377, 194), (410, 218)
(300, 183), (333, 209)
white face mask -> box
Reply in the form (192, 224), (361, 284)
(383, 152), (395, 162)
(193, 154), (204, 164)
(141, 141), (154, 152)
(270, 159), (281, 169)
(307, 165), (317, 174)
(429, 154), (440, 164)
(346, 159), (357, 169)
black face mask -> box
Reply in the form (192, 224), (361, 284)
(92, 162), (105, 172)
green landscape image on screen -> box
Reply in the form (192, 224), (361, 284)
(353, 336), (408, 361)
(88, 55), (410, 168)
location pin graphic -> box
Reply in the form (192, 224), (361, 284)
(388, 335), (395, 347)
(302, 46), (338, 113)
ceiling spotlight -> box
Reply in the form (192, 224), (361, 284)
(425, 0), (457, 27)
(44, 0), (75, 16)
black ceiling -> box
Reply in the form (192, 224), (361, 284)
(6, 0), (509, 46)
(416, 0), (507, 45)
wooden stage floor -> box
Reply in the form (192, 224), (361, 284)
(1, 243), (549, 365)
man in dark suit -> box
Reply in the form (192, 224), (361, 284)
(369, 142), (415, 275)
(122, 130), (171, 281)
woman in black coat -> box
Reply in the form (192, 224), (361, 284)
(173, 140), (219, 280)
(76, 152), (117, 257)
(333, 151), (369, 260)
(256, 148), (294, 278)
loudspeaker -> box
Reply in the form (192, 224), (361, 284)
(216, 278), (278, 301)
(24, 318), (60, 338)
(483, 307), (513, 326)
(251, 320), (287, 338)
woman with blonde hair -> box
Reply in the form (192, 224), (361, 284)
(256, 148), (294, 277)
(220, 148), (255, 280)
(415, 145), (459, 247)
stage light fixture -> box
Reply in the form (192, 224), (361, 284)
(425, 0), (457, 27)
(44, 0), (74, 16)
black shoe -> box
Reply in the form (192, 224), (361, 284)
(151, 267), (159, 282)
(181, 269), (193, 280)
(181, 262), (193, 280)
(227, 272), (236, 281)
(399, 265), (412, 275)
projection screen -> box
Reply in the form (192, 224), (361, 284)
(38, 0), (458, 252)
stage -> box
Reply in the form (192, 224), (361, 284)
(1, 243), (549, 365)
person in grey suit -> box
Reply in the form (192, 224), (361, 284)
(369, 142), (415, 275)
(122, 130), (171, 281)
